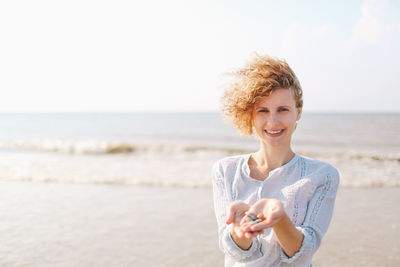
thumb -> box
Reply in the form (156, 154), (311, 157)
(226, 201), (241, 224)
(226, 206), (235, 224)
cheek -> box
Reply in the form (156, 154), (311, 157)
(253, 120), (263, 132)
(252, 115), (263, 127)
(253, 119), (267, 135)
(283, 116), (298, 129)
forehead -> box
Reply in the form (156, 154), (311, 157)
(255, 88), (296, 107)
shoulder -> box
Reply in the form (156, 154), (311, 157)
(299, 155), (340, 188)
(212, 154), (249, 177)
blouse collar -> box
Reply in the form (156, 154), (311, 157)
(243, 153), (299, 182)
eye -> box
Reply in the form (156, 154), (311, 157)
(278, 108), (289, 112)
(258, 109), (268, 113)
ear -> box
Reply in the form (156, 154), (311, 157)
(296, 107), (302, 121)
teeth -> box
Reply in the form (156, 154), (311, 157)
(266, 130), (282, 134)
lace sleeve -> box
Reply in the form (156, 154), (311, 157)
(212, 161), (261, 262)
(280, 165), (340, 265)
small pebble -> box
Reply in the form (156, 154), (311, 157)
(245, 212), (258, 221)
(247, 219), (262, 225)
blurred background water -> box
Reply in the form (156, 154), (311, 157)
(0, 112), (399, 187)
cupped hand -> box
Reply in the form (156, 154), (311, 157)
(239, 198), (286, 238)
(226, 201), (264, 240)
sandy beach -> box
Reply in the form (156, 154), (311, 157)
(0, 181), (399, 267)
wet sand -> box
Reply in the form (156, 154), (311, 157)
(0, 181), (399, 266)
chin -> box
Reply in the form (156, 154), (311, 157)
(261, 139), (288, 148)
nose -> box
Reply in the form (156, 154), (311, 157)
(268, 112), (279, 127)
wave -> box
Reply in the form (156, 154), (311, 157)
(1, 139), (399, 162)
(339, 179), (400, 188)
(0, 140), (252, 155)
(0, 176), (212, 188)
(296, 150), (400, 163)
(0, 139), (399, 188)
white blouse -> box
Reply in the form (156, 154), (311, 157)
(212, 153), (339, 267)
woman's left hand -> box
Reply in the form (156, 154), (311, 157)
(239, 198), (286, 238)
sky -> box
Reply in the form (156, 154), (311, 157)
(0, 0), (399, 113)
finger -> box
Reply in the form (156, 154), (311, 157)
(252, 232), (261, 238)
(240, 223), (263, 235)
(226, 215), (234, 224)
(248, 219), (279, 231)
(248, 229), (263, 238)
(240, 225), (264, 237)
(244, 232), (253, 239)
(240, 222), (256, 233)
(240, 220), (262, 231)
(235, 227), (250, 239)
(249, 220), (276, 232)
(239, 222), (250, 232)
(226, 201), (249, 224)
(250, 229), (264, 235)
(239, 214), (250, 226)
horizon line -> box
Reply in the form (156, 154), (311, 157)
(0, 110), (399, 115)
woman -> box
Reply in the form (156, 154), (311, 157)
(212, 54), (339, 267)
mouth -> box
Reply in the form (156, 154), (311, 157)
(264, 129), (284, 137)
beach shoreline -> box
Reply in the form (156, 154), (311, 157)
(0, 181), (399, 266)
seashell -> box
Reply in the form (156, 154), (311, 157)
(257, 213), (266, 221)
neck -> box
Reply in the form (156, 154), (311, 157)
(253, 142), (295, 171)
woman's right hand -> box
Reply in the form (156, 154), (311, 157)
(226, 201), (250, 238)
(226, 201), (263, 249)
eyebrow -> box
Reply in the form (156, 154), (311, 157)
(256, 105), (291, 109)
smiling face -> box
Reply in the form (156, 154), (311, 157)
(252, 87), (302, 149)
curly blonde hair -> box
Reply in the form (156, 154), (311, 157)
(221, 54), (303, 135)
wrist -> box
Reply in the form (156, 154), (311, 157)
(230, 226), (252, 250)
(272, 211), (290, 231)
(271, 212), (304, 257)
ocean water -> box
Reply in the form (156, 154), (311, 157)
(0, 112), (399, 187)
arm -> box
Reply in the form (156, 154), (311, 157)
(272, 213), (304, 257)
(211, 162), (262, 262)
(240, 198), (304, 256)
(226, 201), (253, 250)
(279, 167), (340, 264)
(241, 166), (340, 265)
